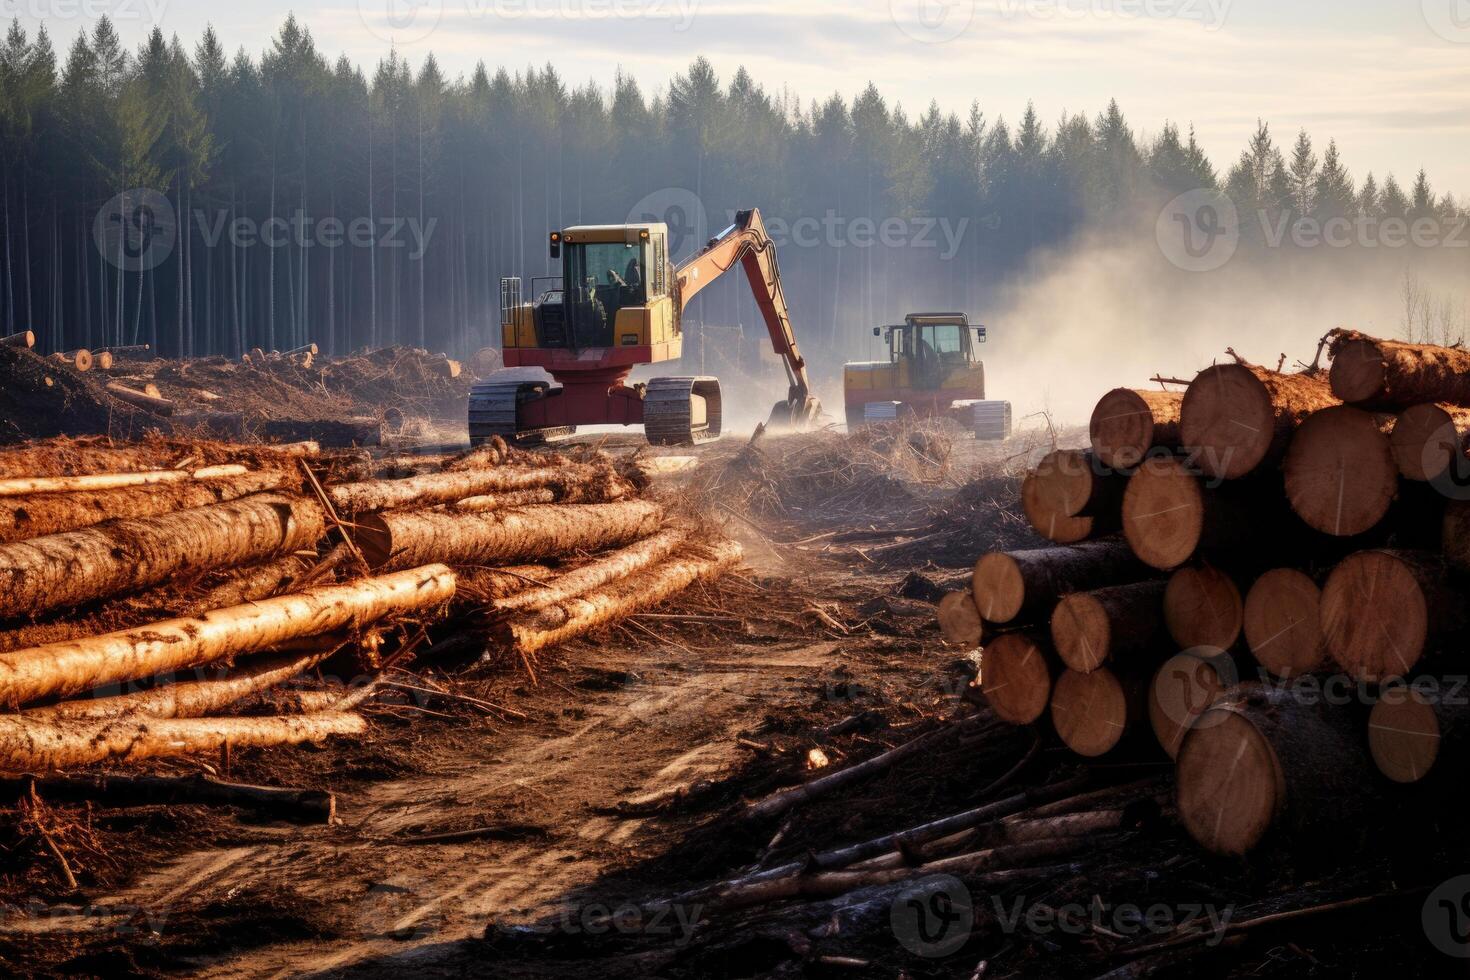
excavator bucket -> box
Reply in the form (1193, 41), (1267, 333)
(766, 395), (824, 433)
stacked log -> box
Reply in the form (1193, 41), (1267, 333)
(933, 330), (1470, 856)
(0, 436), (739, 773)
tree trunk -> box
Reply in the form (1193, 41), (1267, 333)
(256, 417), (382, 448)
(24, 644), (339, 721)
(0, 712), (366, 770)
(980, 632), (1057, 725)
(1122, 455), (1284, 571)
(1176, 684), (1378, 855)
(1090, 388), (1183, 469)
(0, 493), (325, 617)
(1243, 568), (1325, 678)
(1020, 470), (1113, 544)
(0, 470), (292, 544)
(1320, 550), (1469, 682)
(1049, 666), (1145, 757)
(1180, 364), (1337, 479)
(0, 330), (33, 348)
(1163, 563), (1243, 652)
(1328, 329), (1470, 410)
(328, 463), (627, 515)
(1367, 681), (1470, 784)
(52, 349), (93, 372)
(0, 564), (454, 707)
(502, 539), (742, 656)
(489, 526), (688, 616)
(1026, 450), (1126, 519)
(0, 464), (251, 499)
(1283, 406), (1397, 536)
(1389, 403), (1470, 482)
(938, 591), (983, 647)
(0, 773), (337, 824)
(1049, 580), (1166, 673)
(972, 541), (1148, 624)
(452, 489), (560, 513)
(1148, 649), (1244, 759)
(105, 381), (173, 415)
(354, 500), (664, 572)
(454, 564), (556, 604)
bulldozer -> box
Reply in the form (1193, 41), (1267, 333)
(472, 208), (822, 446)
(843, 312), (1012, 439)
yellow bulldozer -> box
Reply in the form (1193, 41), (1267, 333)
(843, 312), (1011, 439)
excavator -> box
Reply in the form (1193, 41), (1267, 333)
(471, 208), (822, 446)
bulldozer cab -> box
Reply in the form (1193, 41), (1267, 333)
(543, 224), (668, 350)
(883, 313), (982, 390)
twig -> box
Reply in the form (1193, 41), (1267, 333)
(299, 459), (371, 575)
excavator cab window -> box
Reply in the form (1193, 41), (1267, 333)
(563, 242), (651, 348)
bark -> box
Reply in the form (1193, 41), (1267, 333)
(1027, 450), (1126, 519)
(1320, 550), (1469, 682)
(1444, 500), (1470, 572)
(0, 565), (455, 707)
(1367, 681), (1470, 784)
(1049, 666), (1146, 757)
(1176, 684), (1378, 855)
(972, 541), (1148, 624)
(0, 463), (249, 498)
(0, 557), (307, 655)
(1243, 568), (1325, 678)
(1328, 329), (1470, 410)
(503, 539), (741, 656)
(1163, 563), (1243, 652)
(1283, 406), (1398, 536)
(452, 489), (559, 512)
(454, 564), (556, 604)
(0, 493), (325, 617)
(0, 712), (366, 770)
(489, 527), (689, 616)
(980, 632), (1058, 725)
(1389, 403), (1470, 482)
(0, 773), (335, 823)
(355, 500), (664, 572)
(105, 381), (173, 415)
(1, 330), (34, 348)
(938, 591), (984, 647)
(1147, 649), (1243, 759)
(0, 471), (291, 544)
(1090, 388), (1183, 469)
(24, 645), (340, 721)
(1180, 363), (1337, 479)
(1049, 580), (1166, 673)
(328, 463), (627, 514)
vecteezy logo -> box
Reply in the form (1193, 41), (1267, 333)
(890, 874), (974, 957)
(1425, 418), (1470, 501)
(1424, 0), (1470, 42)
(891, 0), (975, 43)
(1424, 876), (1470, 957)
(93, 188), (177, 273)
(626, 187), (709, 263)
(1156, 188), (1240, 272)
(359, 0), (444, 45)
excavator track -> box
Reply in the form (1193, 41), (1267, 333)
(468, 381), (576, 446)
(644, 377), (723, 446)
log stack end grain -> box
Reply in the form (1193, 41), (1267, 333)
(1089, 387), (1182, 469)
(1283, 405), (1396, 536)
(980, 633), (1055, 725)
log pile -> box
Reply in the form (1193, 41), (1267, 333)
(0, 436), (739, 775)
(932, 332), (1470, 857)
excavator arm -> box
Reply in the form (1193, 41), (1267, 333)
(674, 209), (822, 430)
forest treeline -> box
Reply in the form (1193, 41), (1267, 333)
(0, 15), (1466, 361)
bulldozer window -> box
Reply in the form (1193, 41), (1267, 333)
(916, 323), (966, 358)
(564, 242), (650, 347)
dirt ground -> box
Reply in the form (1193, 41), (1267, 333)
(0, 428), (1458, 979)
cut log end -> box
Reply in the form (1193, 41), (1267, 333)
(1243, 569), (1324, 678)
(1391, 403), (1470, 482)
(937, 592), (983, 647)
(1089, 388), (1182, 470)
(1176, 705), (1280, 856)
(1050, 592), (1111, 673)
(1122, 455), (1204, 571)
(1328, 338), (1388, 404)
(1179, 364), (1276, 479)
(1321, 551), (1430, 682)
(972, 552), (1025, 623)
(1148, 650), (1238, 759)
(1283, 406), (1397, 537)
(1049, 667), (1130, 757)
(1368, 687), (1440, 784)
(980, 633), (1053, 725)
(1020, 472), (1097, 544)
(1163, 564), (1242, 652)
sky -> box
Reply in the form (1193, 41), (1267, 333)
(12, 0), (1470, 196)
